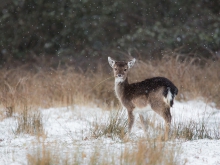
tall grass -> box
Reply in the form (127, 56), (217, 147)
(170, 120), (220, 140)
(90, 106), (220, 142)
(15, 106), (44, 136)
(27, 139), (180, 165)
(90, 109), (128, 140)
(136, 111), (220, 141)
(121, 139), (181, 165)
(0, 54), (219, 165)
(0, 54), (219, 116)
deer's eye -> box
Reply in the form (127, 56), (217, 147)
(114, 68), (117, 71)
(124, 69), (127, 71)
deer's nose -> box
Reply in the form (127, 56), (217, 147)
(117, 74), (122, 77)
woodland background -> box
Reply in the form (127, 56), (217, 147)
(0, 0), (219, 66)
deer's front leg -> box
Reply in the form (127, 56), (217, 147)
(127, 109), (134, 133)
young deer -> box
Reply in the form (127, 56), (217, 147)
(108, 57), (178, 136)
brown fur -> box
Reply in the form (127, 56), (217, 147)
(108, 57), (178, 136)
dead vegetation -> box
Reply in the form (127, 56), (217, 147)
(27, 138), (180, 165)
(0, 54), (219, 117)
(90, 109), (128, 140)
(15, 106), (44, 136)
(0, 53), (219, 164)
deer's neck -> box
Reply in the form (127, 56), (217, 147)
(114, 78), (129, 101)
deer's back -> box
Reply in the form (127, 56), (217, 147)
(124, 77), (178, 107)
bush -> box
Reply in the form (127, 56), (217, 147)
(0, 0), (219, 62)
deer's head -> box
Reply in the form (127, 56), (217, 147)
(108, 57), (136, 83)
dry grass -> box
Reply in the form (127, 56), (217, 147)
(1, 54), (218, 164)
(90, 105), (220, 142)
(0, 64), (116, 114)
(90, 109), (128, 140)
(25, 107), (219, 164)
(0, 54), (219, 117)
(27, 144), (70, 165)
(121, 139), (180, 165)
(15, 106), (44, 136)
(149, 118), (220, 141)
(27, 139), (180, 165)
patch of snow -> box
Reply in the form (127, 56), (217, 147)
(181, 139), (220, 165)
(0, 100), (219, 164)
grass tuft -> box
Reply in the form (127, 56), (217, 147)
(90, 109), (128, 140)
(15, 106), (44, 136)
(137, 113), (220, 141)
(27, 139), (181, 165)
(170, 120), (220, 140)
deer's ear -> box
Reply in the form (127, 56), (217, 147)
(108, 57), (115, 68)
(128, 58), (136, 69)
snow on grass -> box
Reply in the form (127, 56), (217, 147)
(181, 139), (220, 165)
(172, 100), (220, 123)
(0, 99), (220, 164)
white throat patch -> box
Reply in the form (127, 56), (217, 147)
(115, 77), (124, 83)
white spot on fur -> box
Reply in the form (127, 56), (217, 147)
(133, 105), (152, 115)
(164, 89), (172, 106)
(133, 105), (153, 121)
(114, 78), (124, 99)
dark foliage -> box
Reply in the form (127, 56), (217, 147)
(0, 0), (219, 62)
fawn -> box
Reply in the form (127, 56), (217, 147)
(108, 57), (178, 136)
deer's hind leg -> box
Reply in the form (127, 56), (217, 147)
(160, 106), (171, 139)
(150, 99), (172, 140)
(139, 114), (148, 135)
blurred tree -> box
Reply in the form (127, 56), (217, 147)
(0, 0), (219, 62)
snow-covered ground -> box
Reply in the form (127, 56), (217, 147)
(0, 100), (220, 165)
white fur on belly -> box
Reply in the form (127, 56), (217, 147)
(133, 105), (152, 115)
(133, 105), (152, 121)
